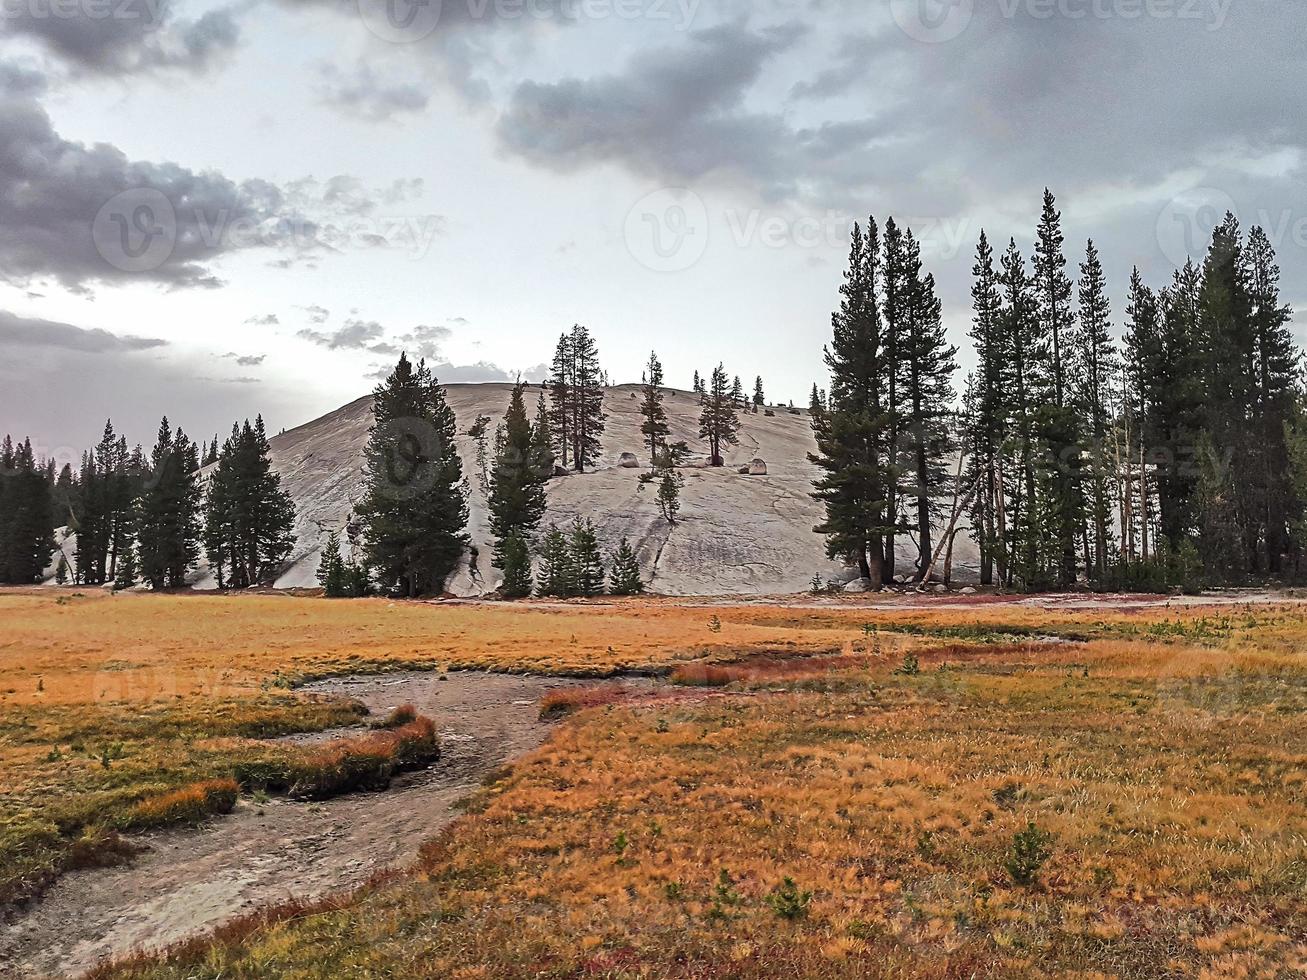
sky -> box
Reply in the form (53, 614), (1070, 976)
(2, 0), (1305, 467)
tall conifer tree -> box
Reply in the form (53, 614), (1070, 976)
(356, 354), (467, 597)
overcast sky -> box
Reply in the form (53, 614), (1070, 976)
(2, 0), (1305, 463)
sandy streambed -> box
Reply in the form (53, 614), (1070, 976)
(0, 672), (593, 979)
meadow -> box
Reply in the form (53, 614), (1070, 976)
(1, 588), (1304, 977)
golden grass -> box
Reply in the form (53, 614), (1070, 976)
(4, 588), (1306, 976)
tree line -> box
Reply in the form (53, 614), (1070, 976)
(812, 190), (1304, 591)
(6, 192), (1300, 598)
(0, 417), (295, 588)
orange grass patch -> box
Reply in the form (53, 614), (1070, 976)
(124, 779), (238, 829)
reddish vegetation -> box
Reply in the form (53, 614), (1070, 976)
(538, 685), (632, 720)
(671, 653), (884, 687)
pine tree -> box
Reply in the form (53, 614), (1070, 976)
(1123, 266), (1162, 565)
(1000, 237), (1054, 589)
(204, 418), (297, 589)
(693, 370), (703, 396)
(468, 415), (493, 496)
(731, 375), (746, 411)
(317, 529), (347, 597)
(489, 383), (549, 568)
(0, 437), (55, 584)
(753, 376), (765, 413)
(699, 363), (741, 466)
(1074, 240), (1117, 580)
(897, 229), (958, 580)
(137, 417), (202, 590)
(609, 538), (644, 595)
(536, 524), (574, 598)
(810, 219), (898, 587)
(1246, 226), (1297, 573)
(569, 518), (605, 597)
(640, 351), (670, 465)
(549, 334), (574, 470)
(1032, 190), (1082, 586)
(964, 231), (1007, 586)
(881, 219), (908, 580)
(356, 354), (467, 597)
(548, 325), (607, 473)
(498, 534), (534, 599)
(113, 543), (137, 590)
(532, 391), (556, 478)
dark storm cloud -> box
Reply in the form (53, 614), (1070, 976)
(0, 310), (167, 352)
(317, 63), (430, 121)
(1, 1), (242, 77)
(0, 82), (298, 289)
(0, 74), (440, 290)
(497, 23), (808, 189)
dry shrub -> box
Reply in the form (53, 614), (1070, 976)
(124, 779), (239, 829)
(538, 685), (628, 720)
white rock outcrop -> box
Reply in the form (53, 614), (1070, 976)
(166, 384), (980, 597)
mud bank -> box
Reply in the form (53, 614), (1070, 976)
(0, 672), (587, 979)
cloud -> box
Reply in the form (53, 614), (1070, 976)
(364, 358), (547, 384)
(224, 352), (267, 366)
(298, 304), (330, 324)
(0, 77), (440, 290)
(496, 24), (807, 189)
(317, 63), (430, 122)
(244, 313), (280, 326)
(1, 2), (243, 77)
(396, 323), (454, 359)
(0, 310), (167, 352)
(297, 317), (386, 350)
(0, 79), (310, 289)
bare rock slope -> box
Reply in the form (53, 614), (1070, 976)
(246, 384), (978, 596)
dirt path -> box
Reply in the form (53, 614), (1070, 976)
(0, 672), (586, 980)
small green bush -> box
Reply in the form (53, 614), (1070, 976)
(766, 876), (812, 920)
(1005, 822), (1054, 886)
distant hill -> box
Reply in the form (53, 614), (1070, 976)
(234, 383), (981, 596)
(47, 384), (981, 595)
